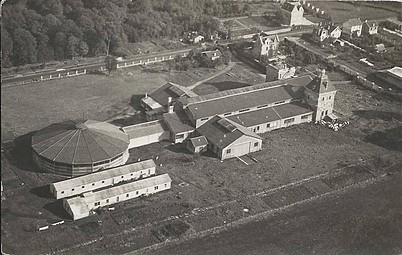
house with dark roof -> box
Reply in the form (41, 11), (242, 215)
(196, 116), (262, 160)
(163, 110), (195, 144)
(202, 49), (222, 61)
(280, 2), (305, 26)
(342, 18), (363, 38)
(312, 23), (342, 42)
(362, 20), (378, 36)
(141, 82), (197, 120)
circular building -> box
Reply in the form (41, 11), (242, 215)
(32, 119), (129, 176)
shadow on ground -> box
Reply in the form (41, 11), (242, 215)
(353, 110), (402, 122)
(44, 200), (71, 220)
(209, 81), (250, 91)
(5, 132), (46, 174)
(110, 113), (146, 127)
(364, 126), (402, 152)
(129, 94), (145, 111)
(30, 184), (53, 199)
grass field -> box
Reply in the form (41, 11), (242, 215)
(311, 1), (400, 23)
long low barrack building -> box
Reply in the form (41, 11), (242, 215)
(63, 173), (172, 220)
(50, 159), (156, 199)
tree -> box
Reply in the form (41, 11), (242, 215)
(77, 41), (89, 57)
(1, 28), (13, 67)
(66, 35), (80, 60)
(12, 28), (38, 65)
(104, 55), (117, 75)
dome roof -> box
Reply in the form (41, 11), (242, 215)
(32, 120), (129, 165)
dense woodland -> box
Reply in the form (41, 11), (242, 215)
(1, 0), (251, 68)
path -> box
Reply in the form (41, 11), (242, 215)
(187, 62), (237, 90)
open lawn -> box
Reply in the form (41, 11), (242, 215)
(193, 63), (265, 95)
(311, 1), (400, 23)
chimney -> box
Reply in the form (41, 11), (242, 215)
(167, 96), (173, 113)
(145, 93), (148, 98)
(167, 97), (172, 106)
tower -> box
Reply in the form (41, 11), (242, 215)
(305, 69), (337, 122)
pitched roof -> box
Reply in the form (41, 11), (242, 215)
(305, 71), (336, 94)
(228, 107), (281, 127)
(228, 102), (312, 127)
(31, 120), (129, 165)
(202, 49), (222, 59)
(190, 136), (208, 147)
(197, 116), (261, 149)
(184, 82), (309, 120)
(387, 66), (402, 79)
(148, 82), (197, 108)
(163, 110), (195, 134)
(65, 174), (172, 215)
(282, 2), (302, 12)
(364, 20), (377, 27)
(273, 102), (313, 119)
(343, 18), (363, 29)
(52, 159), (156, 192)
(122, 120), (169, 139)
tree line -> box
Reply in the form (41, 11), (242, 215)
(2, 0), (251, 68)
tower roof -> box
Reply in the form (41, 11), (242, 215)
(306, 70), (336, 94)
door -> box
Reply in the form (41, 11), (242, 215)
(233, 142), (250, 157)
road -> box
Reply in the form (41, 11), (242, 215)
(138, 174), (401, 255)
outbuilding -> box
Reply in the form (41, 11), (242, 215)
(187, 136), (208, 154)
(197, 116), (262, 160)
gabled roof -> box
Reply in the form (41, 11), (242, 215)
(386, 66), (402, 79)
(64, 174), (172, 215)
(258, 33), (280, 45)
(52, 159), (156, 192)
(228, 102), (312, 127)
(163, 110), (195, 134)
(202, 49), (222, 59)
(305, 72), (336, 94)
(189, 136), (208, 147)
(182, 76), (312, 120)
(197, 116), (261, 149)
(328, 25), (341, 33)
(363, 20), (378, 27)
(282, 2), (302, 12)
(343, 18), (363, 29)
(148, 82), (197, 109)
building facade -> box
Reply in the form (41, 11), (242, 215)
(63, 174), (172, 220)
(266, 62), (296, 82)
(280, 2), (305, 26)
(362, 21), (378, 36)
(50, 159), (156, 199)
(342, 18), (363, 38)
(252, 32), (280, 60)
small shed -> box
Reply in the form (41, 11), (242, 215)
(187, 136), (208, 154)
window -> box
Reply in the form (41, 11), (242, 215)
(71, 188), (75, 191)
(82, 186), (85, 189)
(321, 111), (324, 116)
(136, 191), (139, 195)
(224, 113), (231, 116)
(131, 173), (133, 176)
(254, 142), (259, 147)
(61, 191), (65, 194)
(275, 101), (285, 105)
(102, 181), (105, 184)
(176, 134), (185, 139)
(94, 202), (100, 206)
(325, 110), (328, 115)
(126, 194), (129, 198)
(106, 199), (109, 203)
(322, 97), (324, 101)
(256, 126), (260, 131)
(201, 117), (209, 121)
(239, 108), (250, 113)
(329, 96), (331, 99)
(284, 118), (295, 124)
(148, 169), (151, 175)
(226, 149), (232, 154)
(154, 186), (159, 190)
(121, 176), (124, 178)
(301, 114), (311, 120)
(165, 184), (167, 187)
(257, 105), (268, 109)
(266, 123), (271, 128)
(92, 183), (95, 186)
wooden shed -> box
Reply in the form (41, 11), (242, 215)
(187, 136), (208, 154)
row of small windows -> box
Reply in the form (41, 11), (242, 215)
(321, 96), (332, 101)
(92, 184), (168, 206)
(59, 171), (151, 194)
(37, 153), (123, 168)
(226, 142), (259, 154)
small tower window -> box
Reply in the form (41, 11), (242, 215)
(329, 96), (331, 99)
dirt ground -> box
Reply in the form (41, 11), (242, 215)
(1, 63), (401, 254)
